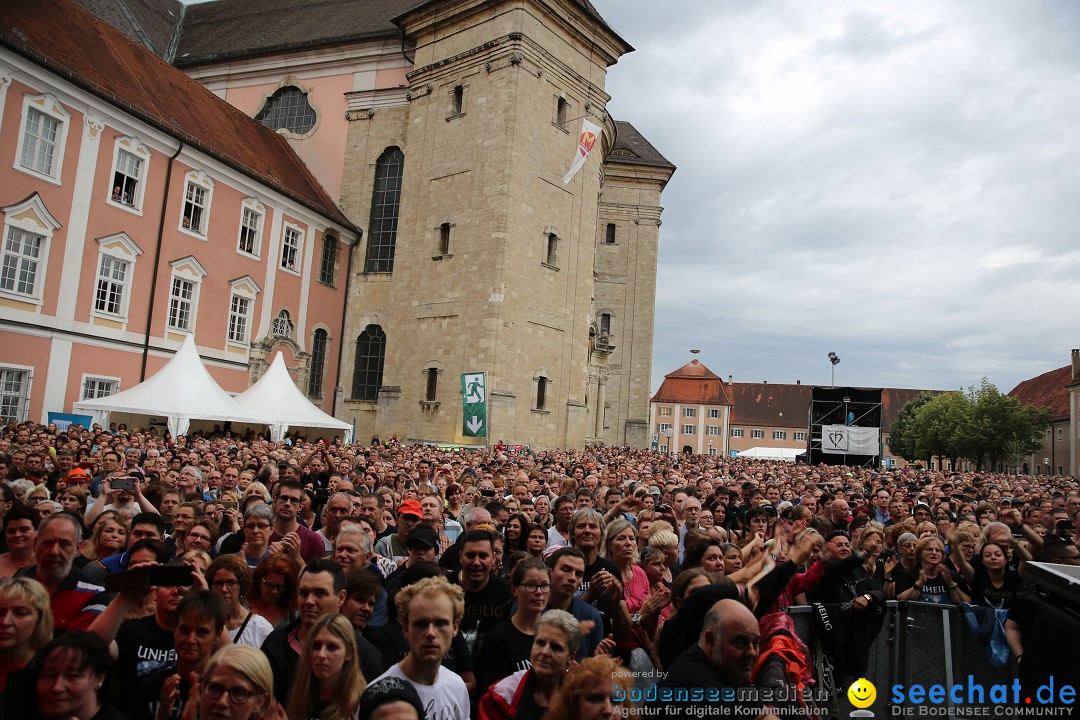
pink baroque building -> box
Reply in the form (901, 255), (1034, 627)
(0, 0), (359, 426)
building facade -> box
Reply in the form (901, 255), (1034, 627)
(1008, 349), (1079, 477)
(0, 0), (357, 427)
(151, 0), (674, 448)
(650, 359), (936, 467)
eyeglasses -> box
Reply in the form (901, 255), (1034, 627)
(202, 681), (261, 705)
(211, 579), (239, 589)
(521, 582), (551, 593)
(187, 533), (212, 544)
(276, 495), (301, 505)
(244, 523), (271, 531)
(260, 579), (286, 592)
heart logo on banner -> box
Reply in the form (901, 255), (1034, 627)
(828, 431), (844, 448)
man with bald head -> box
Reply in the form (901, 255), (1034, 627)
(655, 598), (762, 716)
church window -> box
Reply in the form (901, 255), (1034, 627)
(365, 147), (404, 273)
(438, 223), (451, 255)
(352, 324), (386, 401)
(425, 368), (438, 402)
(605, 223), (616, 244)
(545, 233), (558, 267)
(450, 85), (464, 115)
(556, 97), (569, 128)
(256, 86), (316, 135)
(599, 313), (611, 336)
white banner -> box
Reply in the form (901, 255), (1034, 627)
(821, 425), (880, 454)
(562, 119), (602, 184)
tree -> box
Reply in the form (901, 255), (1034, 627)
(963, 378), (1051, 471)
(888, 392), (936, 463)
(895, 378), (1053, 472)
(912, 391), (972, 468)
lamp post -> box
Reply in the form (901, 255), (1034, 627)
(828, 352), (840, 387)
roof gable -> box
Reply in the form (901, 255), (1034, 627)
(1009, 365), (1071, 420)
(1, 0), (354, 231)
(651, 360), (731, 405)
(608, 120), (675, 169)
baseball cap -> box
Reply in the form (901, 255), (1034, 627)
(358, 678), (425, 720)
(398, 498), (423, 518)
(406, 526), (439, 550)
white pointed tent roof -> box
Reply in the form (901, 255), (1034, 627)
(72, 335), (271, 437)
(234, 352), (352, 442)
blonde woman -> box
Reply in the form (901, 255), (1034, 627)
(286, 614), (367, 720)
(0, 577), (54, 695)
(187, 645), (285, 720)
(81, 510), (127, 562)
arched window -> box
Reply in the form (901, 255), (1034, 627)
(364, 147), (404, 273)
(308, 329), (328, 398)
(352, 324), (386, 401)
(272, 309), (293, 339)
(255, 86), (316, 135)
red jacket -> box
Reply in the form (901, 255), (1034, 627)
(478, 668), (531, 720)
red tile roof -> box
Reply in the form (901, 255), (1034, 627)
(651, 360), (732, 406)
(1009, 365), (1071, 421)
(1, 0), (356, 231)
(728, 383), (810, 429)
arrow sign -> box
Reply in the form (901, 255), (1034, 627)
(461, 372), (487, 438)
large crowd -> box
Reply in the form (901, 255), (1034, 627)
(0, 420), (1078, 720)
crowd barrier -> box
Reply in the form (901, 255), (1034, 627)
(785, 601), (1014, 719)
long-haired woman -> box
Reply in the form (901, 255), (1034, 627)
(81, 510), (127, 562)
(247, 553), (300, 628)
(286, 613), (367, 720)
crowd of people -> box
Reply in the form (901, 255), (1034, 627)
(0, 419), (1078, 720)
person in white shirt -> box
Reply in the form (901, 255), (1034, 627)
(370, 575), (470, 720)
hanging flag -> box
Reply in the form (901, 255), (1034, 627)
(562, 118), (602, 184)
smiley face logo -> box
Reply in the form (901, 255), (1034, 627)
(848, 678), (876, 709)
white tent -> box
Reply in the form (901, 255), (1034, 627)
(234, 352), (353, 443)
(73, 335), (272, 437)
(736, 446), (802, 461)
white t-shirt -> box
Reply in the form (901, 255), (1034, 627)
(371, 663), (470, 720)
(229, 612), (274, 649)
(547, 524), (569, 549)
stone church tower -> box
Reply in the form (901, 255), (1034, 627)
(83, 0), (674, 448)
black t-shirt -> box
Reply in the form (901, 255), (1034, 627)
(475, 618), (534, 695)
(115, 615), (176, 714)
(969, 564), (1022, 609)
(578, 555), (619, 597)
(892, 566), (951, 605)
(578, 555), (619, 635)
(452, 573), (512, 660)
(131, 664), (192, 720)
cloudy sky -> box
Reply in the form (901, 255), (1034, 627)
(591, 0), (1080, 395)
